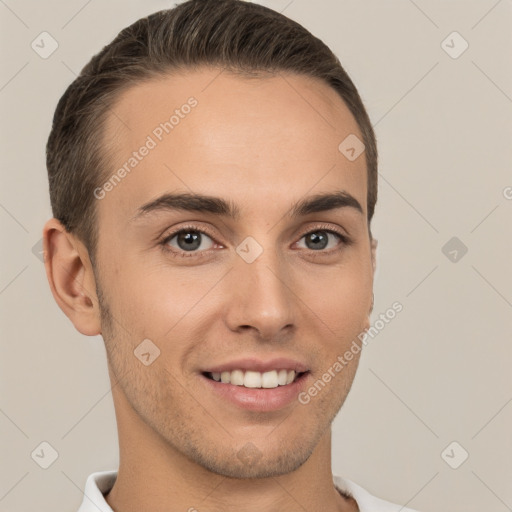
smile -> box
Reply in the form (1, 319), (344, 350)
(204, 369), (305, 389)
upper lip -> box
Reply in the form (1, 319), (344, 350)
(203, 357), (309, 374)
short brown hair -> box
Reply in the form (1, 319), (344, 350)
(46, 0), (378, 260)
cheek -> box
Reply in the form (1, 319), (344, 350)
(304, 260), (372, 330)
(106, 262), (218, 343)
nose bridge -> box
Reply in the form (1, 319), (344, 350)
(224, 236), (295, 338)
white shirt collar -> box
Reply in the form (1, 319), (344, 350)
(77, 470), (420, 512)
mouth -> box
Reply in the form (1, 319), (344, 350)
(202, 369), (308, 389)
(199, 356), (311, 411)
(199, 366), (311, 412)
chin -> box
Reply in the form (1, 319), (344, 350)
(196, 446), (314, 479)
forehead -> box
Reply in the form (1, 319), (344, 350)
(99, 68), (367, 221)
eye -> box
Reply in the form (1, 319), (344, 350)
(161, 226), (217, 257)
(295, 227), (351, 254)
(159, 224), (352, 260)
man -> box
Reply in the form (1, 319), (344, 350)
(43, 0), (419, 510)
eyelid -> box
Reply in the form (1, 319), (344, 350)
(301, 223), (351, 242)
(156, 221), (216, 243)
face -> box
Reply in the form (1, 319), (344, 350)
(93, 68), (375, 478)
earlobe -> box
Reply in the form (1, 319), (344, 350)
(42, 218), (102, 336)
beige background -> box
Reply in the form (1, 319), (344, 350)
(1, 1), (511, 511)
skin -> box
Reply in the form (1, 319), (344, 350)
(44, 68), (377, 512)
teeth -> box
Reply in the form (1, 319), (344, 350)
(231, 369), (244, 386)
(244, 371), (261, 388)
(278, 369), (288, 386)
(208, 369), (299, 388)
(277, 370), (288, 386)
(261, 370), (278, 388)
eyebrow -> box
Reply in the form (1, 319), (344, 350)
(132, 190), (364, 222)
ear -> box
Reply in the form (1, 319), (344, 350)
(370, 236), (378, 277)
(42, 218), (102, 336)
(363, 236), (378, 331)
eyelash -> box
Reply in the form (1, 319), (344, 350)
(159, 223), (353, 260)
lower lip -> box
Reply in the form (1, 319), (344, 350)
(199, 372), (310, 412)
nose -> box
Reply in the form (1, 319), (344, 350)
(224, 245), (296, 341)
